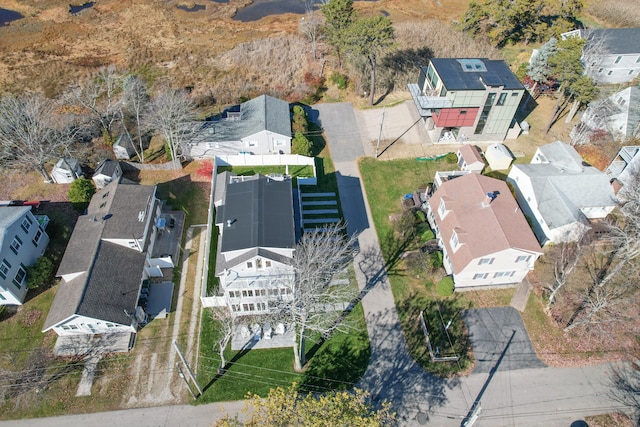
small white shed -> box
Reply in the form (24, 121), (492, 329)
(51, 158), (83, 184)
(485, 143), (514, 170)
(113, 134), (136, 160)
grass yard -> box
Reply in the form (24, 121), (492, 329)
(195, 303), (370, 402)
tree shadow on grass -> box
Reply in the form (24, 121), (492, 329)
(200, 339), (258, 394)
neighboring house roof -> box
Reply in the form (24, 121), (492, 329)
(458, 145), (484, 165)
(429, 58), (524, 91)
(0, 206), (31, 244)
(582, 28), (640, 55)
(536, 141), (585, 173)
(217, 174), (295, 253)
(45, 180), (156, 330)
(94, 159), (120, 177)
(583, 87), (640, 139)
(429, 174), (540, 274)
(512, 162), (617, 229)
(186, 95), (291, 145)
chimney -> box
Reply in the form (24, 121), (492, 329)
(482, 191), (499, 207)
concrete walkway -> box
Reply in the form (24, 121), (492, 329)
(510, 276), (532, 312)
(75, 355), (101, 397)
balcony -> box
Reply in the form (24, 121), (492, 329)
(408, 83), (452, 117)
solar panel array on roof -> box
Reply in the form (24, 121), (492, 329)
(481, 74), (504, 87)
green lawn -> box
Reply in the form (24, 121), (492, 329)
(195, 303), (370, 402)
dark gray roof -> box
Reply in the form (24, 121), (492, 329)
(584, 28), (640, 55)
(94, 159), (121, 177)
(428, 58), (525, 91)
(186, 95), (291, 144)
(48, 181), (157, 329)
(219, 175), (295, 252)
(44, 241), (146, 330)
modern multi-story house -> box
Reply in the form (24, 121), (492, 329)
(408, 58), (525, 144)
(427, 173), (542, 289)
(213, 172), (296, 314)
(0, 206), (49, 305)
(186, 95), (292, 158)
(507, 141), (618, 244)
(43, 180), (166, 351)
(562, 28), (640, 85)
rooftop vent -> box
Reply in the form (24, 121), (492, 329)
(482, 191), (500, 207)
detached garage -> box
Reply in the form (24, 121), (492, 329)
(485, 143), (514, 170)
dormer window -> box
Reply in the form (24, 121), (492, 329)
(450, 231), (460, 252)
(438, 199), (447, 219)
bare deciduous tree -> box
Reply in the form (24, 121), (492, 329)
(300, 2), (324, 60)
(609, 359), (640, 424)
(209, 306), (236, 373)
(144, 88), (195, 162)
(546, 240), (582, 309)
(271, 224), (358, 372)
(0, 93), (76, 182)
(66, 66), (123, 142)
(121, 75), (149, 162)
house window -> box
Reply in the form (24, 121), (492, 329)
(256, 258), (263, 269)
(598, 68), (603, 73)
(450, 231), (459, 251)
(275, 140), (285, 146)
(493, 271), (515, 278)
(497, 93), (508, 106)
(618, 97), (626, 106)
(232, 304), (240, 312)
(438, 199), (447, 219)
(0, 259), (11, 280)
(21, 216), (33, 233)
(242, 303), (255, 312)
(257, 302), (266, 311)
(516, 255), (532, 263)
(248, 141), (257, 147)
(0, 294), (5, 301)
(13, 266), (26, 288)
(473, 273), (489, 280)
(10, 236), (22, 255)
(478, 257), (494, 265)
(242, 290), (254, 298)
(102, 192), (109, 199)
(614, 56), (622, 64)
(607, 71), (613, 76)
(246, 261), (253, 269)
(32, 229), (43, 246)
(265, 260), (272, 268)
(636, 57), (640, 63)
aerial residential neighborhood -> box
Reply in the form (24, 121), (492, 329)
(0, 0), (639, 426)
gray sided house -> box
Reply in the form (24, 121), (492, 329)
(92, 159), (123, 189)
(213, 172), (296, 315)
(562, 28), (640, 85)
(0, 206), (49, 305)
(507, 141), (618, 244)
(43, 180), (162, 350)
(408, 58), (525, 144)
(187, 95), (292, 158)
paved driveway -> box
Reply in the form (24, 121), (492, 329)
(313, 103), (365, 163)
(463, 307), (546, 374)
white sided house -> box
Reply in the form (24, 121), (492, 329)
(0, 206), (50, 305)
(212, 172), (296, 314)
(427, 174), (541, 289)
(187, 95), (292, 159)
(43, 180), (163, 345)
(507, 141), (617, 244)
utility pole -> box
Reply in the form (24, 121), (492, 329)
(174, 340), (203, 397)
(375, 107), (385, 159)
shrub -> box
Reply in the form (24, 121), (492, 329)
(445, 152), (457, 164)
(436, 276), (454, 296)
(415, 210), (426, 222)
(330, 73), (349, 90)
(292, 132), (313, 157)
(68, 178), (95, 211)
(26, 256), (55, 290)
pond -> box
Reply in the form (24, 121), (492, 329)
(0, 8), (23, 26)
(177, 4), (206, 12)
(69, 2), (95, 15)
(233, 0), (376, 22)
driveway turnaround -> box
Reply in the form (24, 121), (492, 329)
(463, 307), (546, 374)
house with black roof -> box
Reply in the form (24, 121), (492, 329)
(186, 94), (292, 158)
(562, 28), (640, 85)
(408, 58), (525, 144)
(43, 180), (164, 353)
(211, 172), (296, 315)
